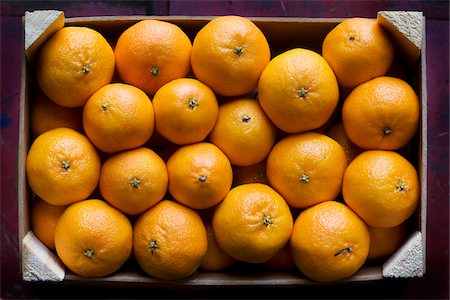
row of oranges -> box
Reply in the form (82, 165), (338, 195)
(27, 15), (420, 282)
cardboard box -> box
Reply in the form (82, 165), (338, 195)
(18, 11), (427, 284)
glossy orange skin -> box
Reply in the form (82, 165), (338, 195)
(114, 20), (192, 95)
(152, 78), (219, 145)
(258, 48), (339, 133)
(26, 128), (101, 206)
(342, 150), (419, 228)
(326, 122), (363, 163)
(266, 132), (348, 208)
(191, 15), (271, 96)
(36, 26), (115, 107)
(290, 201), (370, 282)
(367, 222), (409, 260)
(54, 199), (133, 277)
(133, 200), (207, 280)
(322, 18), (394, 88)
(99, 147), (168, 215)
(342, 76), (420, 150)
(209, 98), (276, 166)
(83, 83), (154, 153)
(212, 183), (293, 264)
(167, 142), (233, 209)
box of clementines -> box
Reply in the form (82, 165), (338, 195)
(18, 10), (427, 285)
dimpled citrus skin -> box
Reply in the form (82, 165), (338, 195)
(258, 48), (339, 133)
(342, 150), (419, 228)
(191, 15), (271, 96)
(290, 201), (370, 282)
(54, 199), (133, 277)
(36, 26), (115, 107)
(26, 128), (101, 206)
(212, 183), (293, 264)
(133, 200), (207, 280)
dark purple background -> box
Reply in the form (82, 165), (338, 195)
(1, 1), (448, 298)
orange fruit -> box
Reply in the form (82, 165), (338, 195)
(232, 160), (268, 186)
(166, 142), (233, 209)
(83, 83), (154, 153)
(258, 48), (339, 133)
(54, 199), (133, 277)
(326, 122), (363, 163)
(209, 98), (276, 166)
(342, 76), (420, 150)
(266, 132), (348, 208)
(36, 26), (115, 107)
(212, 183), (293, 263)
(342, 150), (419, 228)
(200, 208), (236, 271)
(191, 15), (270, 96)
(133, 200), (207, 280)
(114, 20), (192, 95)
(26, 128), (101, 206)
(30, 197), (67, 249)
(322, 17), (394, 88)
(367, 222), (409, 260)
(152, 78), (219, 145)
(290, 201), (370, 282)
(31, 92), (83, 137)
(99, 147), (168, 215)
(264, 243), (296, 270)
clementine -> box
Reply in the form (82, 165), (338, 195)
(367, 222), (409, 260)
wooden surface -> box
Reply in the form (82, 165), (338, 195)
(1, 1), (448, 299)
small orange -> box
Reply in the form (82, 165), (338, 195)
(152, 78), (219, 145)
(326, 122), (363, 163)
(266, 132), (348, 208)
(30, 197), (67, 249)
(342, 76), (420, 150)
(200, 208), (236, 271)
(209, 98), (276, 166)
(114, 20), (192, 95)
(257, 48), (339, 133)
(133, 200), (207, 280)
(264, 243), (296, 270)
(83, 83), (154, 153)
(54, 199), (133, 277)
(99, 147), (168, 215)
(322, 17), (394, 88)
(31, 92), (83, 137)
(36, 26), (115, 107)
(342, 150), (419, 228)
(191, 15), (270, 96)
(367, 222), (409, 260)
(166, 142), (233, 210)
(232, 160), (268, 186)
(26, 128), (101, 206)
(212, 183), (293, 263)
(290, 201), (370, 282)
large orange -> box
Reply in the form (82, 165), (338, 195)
(322, 17), (394, 88)
(99, 147), (168, 215)
(290, 201), (370, 282)
(212, 183), (293, 263)
(114, 20), (192, 95)
(26, 128), (101, 206)
(367, 222), (409, 260)
(166, 142), (233, 209)
(31, 197), (67, 249)
(152, 78), (219, 145)
(342, 76), (420, 150)
(31, 92), (83, 137)
(266, 132), (347, 208)
(36, 26), (115, 107)
(326, 122), (363, 163)
(342, 150), (419, 228)
(133, 200), (207, 280)
(83, 83), (154, 153)
(191, 15), (270, 96)
(209, 98), (276, 166)
(54, 199), (133, 277)
(258, 48), (339, 133)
